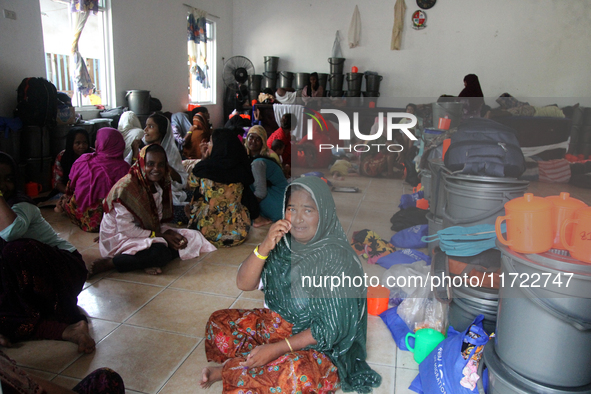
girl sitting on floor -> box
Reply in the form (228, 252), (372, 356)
(59, 127), (130, 232)
(200, 177), (382, 393)
(89, 144), (215, 277)
(52, 127), (93, 195)
(0, 152), (95, 354)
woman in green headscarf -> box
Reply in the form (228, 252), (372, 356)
(201, 177), (381, 393)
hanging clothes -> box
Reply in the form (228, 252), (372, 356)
(70, 1), (97, 96)
(391, 0), (406, 50)
(348, 5), (361, 48)
(188, 8), (210, 89)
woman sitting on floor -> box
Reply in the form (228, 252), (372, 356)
(59, 128), (130, 232)
(90, 144), (215, 277)
(200, 177), (382, 393)
(188, 129), (259, 247)
(244, 125), (288, 227)
(0, 152), (95, 354)
(117, 110), (145, 159)
(52, 127), (93, 195)
(128, 113), (190, 223)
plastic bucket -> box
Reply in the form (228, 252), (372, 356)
(294, 73), (310, 89)
(432, 101), (463, 129)
(428, 158), (448, 218)
(329, 90), (344, 98)
(421, 170), (432, 202)
(125, 90), (151, 115)
(480, 343), (591, 394)
(346, 90), (361, 97)
(367, 285), (390, 315)
(362, 91), (380, 97)
(248, 74), (262, 91)
(495, 243), (591, 387)
(449, 285), (498, 335)
(365, 74), (383, 92)
(442, 174), (529, 228)
(262, 72), (277, 90)
(426, 212), (443, 256)
(328, 74), (344, 91)
(264, 56), (279, 73)
(278, 71), (294, 89)
(346, 73), (363, 91)
(317, 73), (328, 91)
(438, 117), (452, 130)
(328, 57), (345, 74)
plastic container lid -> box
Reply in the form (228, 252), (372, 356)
(546, 192), (587, 210)
(424, 128), (446, 134)
(505, 193), (553, 212)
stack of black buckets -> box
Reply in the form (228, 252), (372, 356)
(328, 57), (345, 98)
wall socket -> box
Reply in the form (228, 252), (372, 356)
(3, 9), (17, 20)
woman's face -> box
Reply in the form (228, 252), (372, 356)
(0, 163), (15, 200)
(285, 189), (319, 244)
(73, 133), (89, 156)
(310, 76), (318, 86)
(144, 118), (162, 144)
(406, 105), (415, 115)
(144, 151), (167, 183)
(247, 133), (263, 154)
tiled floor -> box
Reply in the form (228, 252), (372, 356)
(5, 174), (591, 393)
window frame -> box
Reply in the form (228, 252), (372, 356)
(188, 19), (216, 105)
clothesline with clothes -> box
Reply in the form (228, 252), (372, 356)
(182, 3), (220, 19)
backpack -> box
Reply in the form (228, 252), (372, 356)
(444, 118), (525, 178)
(14, 77), (58, 128)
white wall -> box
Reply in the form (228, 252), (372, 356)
(232, 0), (591, 107)
(0, 0), (233, 126)
(0, 0), (46, 117)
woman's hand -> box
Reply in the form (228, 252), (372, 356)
(131, 139), (142, 160)
(259, 220), (291, 256)
(239, 342), (287, 368)
(162, 229), (188, 250)
(200, 140), (211, 159)
(254, 108), (260, 121)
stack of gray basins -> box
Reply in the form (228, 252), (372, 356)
(481, 244), (591, 394)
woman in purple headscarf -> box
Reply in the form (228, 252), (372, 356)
(59, 127), (130, 232)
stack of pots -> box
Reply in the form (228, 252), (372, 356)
(328, 57), (345, 98)
(248, 74), (263, 102)
(262, 56), (279, 90)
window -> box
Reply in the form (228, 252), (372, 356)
(39, 0), (113, 107)
(188, 19), (215, 104)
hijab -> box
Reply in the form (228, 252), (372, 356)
(103, 144), (172, 231)
(262, 177), (382, 393)
(0, 152), (33, 206)
(459, 74), (484, 98)
(69, 127), (130, 212)
(244, 125), (281, 166)
(117, 111), (145, 159)
(192, 129), (254, 186)
(60, 127), (93, 185)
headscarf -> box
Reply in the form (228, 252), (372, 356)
(145, 114), (188, 204)
(244, 125), (281, 166)
(69, 127), (130, 212)
(103, 144), (172, 231)
(0, 152), (33, 206)
(171, 112), (192, 140)
(192, 129), (254, 186)
(262, 177), (382, 393)
(59, 127), (93, 185)
(117, 111), (144, 158)
(458, 74), (484, 116)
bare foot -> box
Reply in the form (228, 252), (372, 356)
(144, 267), (163, 275)
(200, 366), (223, 388)
(54, 204), (63, 213)
(87, 257), (115, 279)
(62, 320), (95, 354)
(184, 204), (192, 219)
(253, 216), (272, 228)
(0, 333), (12, 348)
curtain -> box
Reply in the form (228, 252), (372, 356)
(188, 8), (210, 89)
(70, 0), (98, 96)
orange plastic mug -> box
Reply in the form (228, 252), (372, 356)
(367, 285), (390, 315)
(560, 207), (591, 264)
(25, 182), (42, 197)
(496, 193), (554, 254)
(438, 117), (451, 130)
(546, 193), (587, 249)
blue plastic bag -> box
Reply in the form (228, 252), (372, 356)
(421, 223), (506, 257)
(399, 191), (424, 209)
(410, 315), (490, 394)
(376, 249), (431, 269)
(379, 306), (412, 351)
(391, 225), (429, 249)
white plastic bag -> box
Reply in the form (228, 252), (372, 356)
(397, 278), (448, 334)
(331, 31), (343, 58)
(381, 259), (429, 305)
(348, 5), (361, 48)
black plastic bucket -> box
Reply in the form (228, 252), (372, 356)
(328, 57), (345, 74)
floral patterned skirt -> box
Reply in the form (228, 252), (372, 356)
(62, 194), (104, 233)
(205, 308), (340, 394)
